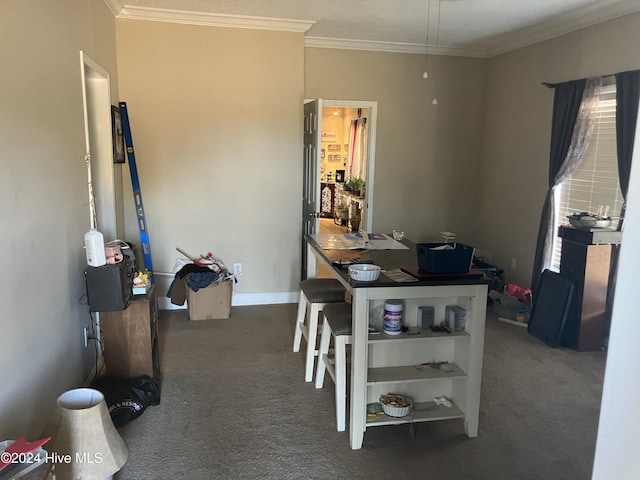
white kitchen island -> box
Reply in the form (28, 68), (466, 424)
(306, 234), (488, 450)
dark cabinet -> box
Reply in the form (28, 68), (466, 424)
(101, 285), (160, 379)
(559, 233), (612, 351)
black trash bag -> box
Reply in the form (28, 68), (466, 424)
(93, 375), (161, 427)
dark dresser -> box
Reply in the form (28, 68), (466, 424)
(558, 226), (622, 351)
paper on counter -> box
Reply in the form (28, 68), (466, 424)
(311, 233), (409, 250)
(383, 268), (418, 282)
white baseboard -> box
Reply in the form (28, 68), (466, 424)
(497, 317), (528, 328)
(158, 291), (300, 310)
(84, 356), (105, 386)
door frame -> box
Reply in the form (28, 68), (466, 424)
(321, 99), (378, 231)
(79, 51), (116, 353)
(80, 51), (119, 239)
(302, 98), (378, 279)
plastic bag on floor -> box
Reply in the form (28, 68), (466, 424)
(93, 375), (161, 427)
(504, 283), (532, 308)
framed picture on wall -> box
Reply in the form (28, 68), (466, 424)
(111, 105), (126, 164)
(328, 154), (342, 162)
(327, 144), (341, 151)
(322, 131), (336, 142)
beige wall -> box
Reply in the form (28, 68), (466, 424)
(305, 49), (487, 244)
(0, 0), (118, 438)
(115, 21), (304, 301)
(115, 22), (488, 299)
(479, 12), (640, 288)
(2, 0), (638, 444)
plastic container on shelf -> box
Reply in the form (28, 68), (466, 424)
(383, 300), (403, 335)
(445, 305), (467, 331)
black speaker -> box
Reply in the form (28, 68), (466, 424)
(85, 258), (134, 312)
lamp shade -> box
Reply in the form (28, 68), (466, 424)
(53, 388), (128, 479)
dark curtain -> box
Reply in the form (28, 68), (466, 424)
(605, 70), (640, 332)
(530, 79), (586, 293)
(616, 70), (640, 203)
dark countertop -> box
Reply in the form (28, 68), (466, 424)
(306, 234), (489, 288)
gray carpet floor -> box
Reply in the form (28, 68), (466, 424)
(115, 304), (606, 480)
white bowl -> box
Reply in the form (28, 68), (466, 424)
(592, 218), (612, 228)
(380, 394), (413, 417)
(348, 264), (381, 281)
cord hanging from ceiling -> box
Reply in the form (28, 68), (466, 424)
(423, 0), (431, 79)
(423, 0), (441, 105)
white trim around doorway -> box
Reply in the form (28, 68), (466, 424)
(313, 99), (378, 231)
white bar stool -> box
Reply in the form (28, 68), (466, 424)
(293, 278), (346, 382)
(315, 302), (353, 432)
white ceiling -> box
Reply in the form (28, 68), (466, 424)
(105, 0), (640, 58)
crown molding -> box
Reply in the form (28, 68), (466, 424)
(486, 0), (640, 57)
(107, 3), (315, 33)
(103, 0), (640, 58)
(304, 37), (488, 58)
(103, 0), (123, 16)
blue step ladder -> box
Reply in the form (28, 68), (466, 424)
(119, 102), (154, 280)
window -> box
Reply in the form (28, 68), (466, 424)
(551, 82), (624, 271)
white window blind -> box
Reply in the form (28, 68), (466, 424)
(551, 83), (624, 271)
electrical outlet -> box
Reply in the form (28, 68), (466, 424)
(510, 258), (517, 270)
(83, 326), (89, 348)
(234, 263), (243, 276)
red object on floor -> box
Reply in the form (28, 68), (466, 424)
(504, 283), (532, 307)
(0, 437), (51, 471)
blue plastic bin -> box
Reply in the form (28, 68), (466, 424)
(416, 243), (475, 274)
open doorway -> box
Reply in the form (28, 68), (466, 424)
(302, 99), (377, 279)
(319, 105), (373, 236)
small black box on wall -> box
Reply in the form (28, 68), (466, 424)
(85, 259), (134, 312)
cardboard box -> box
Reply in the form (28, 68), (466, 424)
(186, 281), (232, 320)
